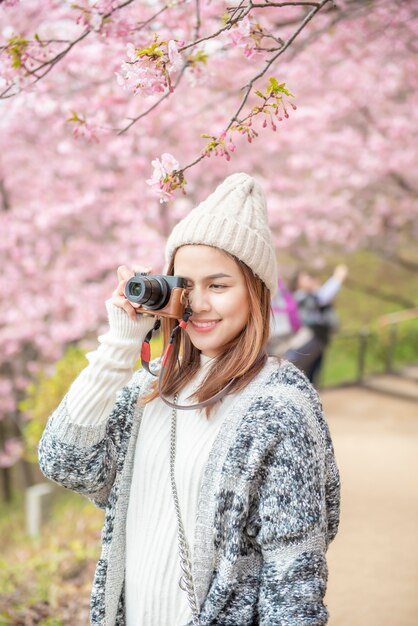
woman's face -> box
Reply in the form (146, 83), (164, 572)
(173, 245), (250, 358)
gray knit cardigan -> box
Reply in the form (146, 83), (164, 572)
(38, 358), (340, 626)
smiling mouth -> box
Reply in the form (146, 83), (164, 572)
(190, 320), (220, 331)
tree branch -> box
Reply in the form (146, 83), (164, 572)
(180, 1), (252, 53)
(181, 0), (333, 175)
(0, 179), (11, 212)
(0, 0), (166, 99)
(194, 0), (202, 41)
(230, 0), (333, 124)
(251, 2), (321, 7)
(389, 172), (418, 198)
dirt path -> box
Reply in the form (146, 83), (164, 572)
(321, 386), (418, 626)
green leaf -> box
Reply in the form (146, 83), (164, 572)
(8, 35), (29, 47)
(277, 83), (294, 97)
(190, 50), (208, 64)
(267, 77), (294, 97)
(137, 40), (165, 59)
(66, 111), (82, 123)
(10, 57), (22, 69)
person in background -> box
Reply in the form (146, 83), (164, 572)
(267, 276), (301, 357)
(284, 264), (348, 385)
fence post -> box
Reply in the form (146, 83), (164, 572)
(357, 328), (369, 383)
(25, 483), (55, 538)
(385, 324), (398, 373)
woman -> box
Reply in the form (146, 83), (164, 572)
(39, 173), (340, 626)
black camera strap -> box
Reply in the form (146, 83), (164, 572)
(140, 318), (161, 377)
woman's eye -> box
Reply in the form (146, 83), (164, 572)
(210, 284), (227, 289)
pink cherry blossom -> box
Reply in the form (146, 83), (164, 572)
(226, 16), (262, 58)
(0, 438), (23, 469)
(161, 152), (180, 173)
(168, 40), (182, 71)
(147, 152), (181, 202)
(227, 16), (251, 47)
(115, 39), (181, 97)
(116, 59), (167, 96)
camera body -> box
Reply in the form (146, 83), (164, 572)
(124, 273), (188, 319)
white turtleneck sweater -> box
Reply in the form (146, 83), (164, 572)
(65, 302), (236, 626)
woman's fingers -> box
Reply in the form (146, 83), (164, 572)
(121, 298), (139, 321)
(116, 265), (134, 283)
(111, 265), (154, 319)
(132, 265), (152, 275)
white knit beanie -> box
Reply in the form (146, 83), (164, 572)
(165, 172), (278, 294)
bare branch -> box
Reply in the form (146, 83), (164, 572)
(181, 0), (333, 175)
(228, 0), (333, 127)
(131, 4), (169, 33)
(180, 1), (252, 53)
(194, 0), (202, 40)
(0, 179), (11, 212)
(251, 1), (321, 6)
(389, 172), (418, 198)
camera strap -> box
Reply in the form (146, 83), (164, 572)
(140, 306), (192, 377)
(140, 318), (161, 376)
(140, 307), (236, 410)
(158, 369), (235, 411)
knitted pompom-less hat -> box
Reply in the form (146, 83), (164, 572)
(165, 172), (278, 294)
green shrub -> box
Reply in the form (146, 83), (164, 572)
(0, 490), (102, 624)
(20, 346), (88, 463)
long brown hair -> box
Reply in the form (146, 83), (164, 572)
(142, 250), (272, 416)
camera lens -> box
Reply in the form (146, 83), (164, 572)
(125, 275), (170, 310)
(130, 283), (143, 298)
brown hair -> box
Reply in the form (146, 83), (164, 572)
(142, 250), (273, 416)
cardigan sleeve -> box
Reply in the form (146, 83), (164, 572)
(255, 398), (340, 625)
(38, 378), (143, 509)
(38, 302), (155, 508)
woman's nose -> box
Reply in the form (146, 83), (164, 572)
(188, 289), (210, 312)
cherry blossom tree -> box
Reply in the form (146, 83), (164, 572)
(0, 0), (417, 484)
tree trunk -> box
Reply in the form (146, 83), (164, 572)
(0, 467), (12, 502)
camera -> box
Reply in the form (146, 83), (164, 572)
(125, 274), (188, 319)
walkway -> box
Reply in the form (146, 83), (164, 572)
(322, 385), (418, 626)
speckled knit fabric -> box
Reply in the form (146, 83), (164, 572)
(38, 359), (340, 626)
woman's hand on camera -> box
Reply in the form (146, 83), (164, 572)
(111, 265), (152, 321)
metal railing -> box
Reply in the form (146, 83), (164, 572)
(377, 307), (418, 375)
(321, 307), (418, 387)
